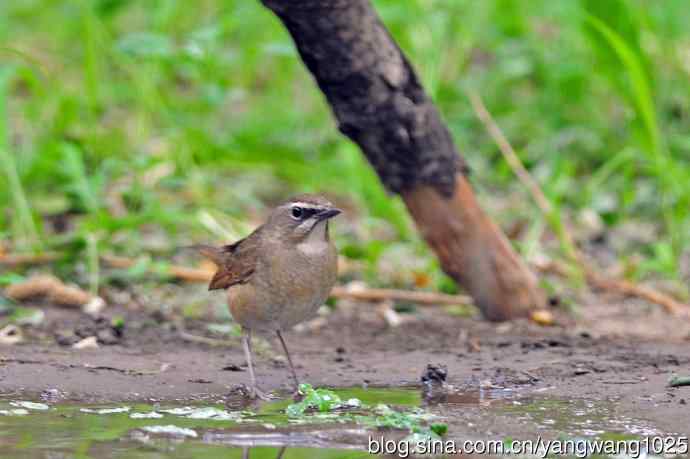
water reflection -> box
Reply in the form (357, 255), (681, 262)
(240, 445), (286, 459)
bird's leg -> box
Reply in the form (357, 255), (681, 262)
(276, 330), (300, 392)
(241, 327), (272, 400)
(275, 446), (287, 459)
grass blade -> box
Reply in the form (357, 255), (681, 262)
(0, 67), (40, 249)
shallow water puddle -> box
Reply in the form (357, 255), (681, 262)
(0, 386), (680, 458)
(0, 387), (417, 458)
(501, 397), (668, 438)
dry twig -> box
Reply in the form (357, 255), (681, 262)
(470, 90), (690, 316)
(331, 285), (471, 306)
(585, 272), (688, 317)
(469, 92), (553, 215)
(0, 252), (60, 266)
(5, 274), (91, 307)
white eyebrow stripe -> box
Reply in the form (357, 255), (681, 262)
(291, 202), (327, 210)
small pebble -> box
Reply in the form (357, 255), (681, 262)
(515, 375), (533, 385)
(221, 364), (244, 372)
(96, 328), (120, 345)
(72, 336), (99, 350)
(55, 331), (80, 346)
(421, 363), (448, 384)
(82, 296), (106, 316)
(40, 389), (61, 402)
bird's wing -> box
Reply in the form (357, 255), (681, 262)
(195, 229), (261, 290)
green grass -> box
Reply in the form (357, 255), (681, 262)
(1, 0), (690, 296)
(0, 66), (41, 250)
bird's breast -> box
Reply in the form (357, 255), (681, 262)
(228, 241), (337, 331)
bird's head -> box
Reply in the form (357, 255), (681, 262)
(266, 194), (341, 243)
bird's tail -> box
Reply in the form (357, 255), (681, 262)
(181, 244), (232, 290)
(185, 244), (224, 265)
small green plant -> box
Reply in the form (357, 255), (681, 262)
(286, 383), (345, 417)
(110, 316), (125, 331)
(286, 384), (447, 441)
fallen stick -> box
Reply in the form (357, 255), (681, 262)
(470, 91), (690, 317)
(532, 259), (688, 316)
(585, 271), (688, 317)
(4, 274), (92, 307)
(331, 286), (471, 306)
(167, 265), (215, 282)
(0, 252), (60, 266)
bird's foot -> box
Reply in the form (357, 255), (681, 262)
(228, 384), (275, 401)
(248, 384), (275, 401)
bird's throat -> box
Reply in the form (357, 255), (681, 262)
(297, 220), (329, 254)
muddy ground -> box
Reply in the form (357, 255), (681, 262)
(1, 289), (689, 442)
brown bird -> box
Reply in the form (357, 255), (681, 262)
(196, 195), (340, 399)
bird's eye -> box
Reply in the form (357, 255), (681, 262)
(291, 206), (303, 219)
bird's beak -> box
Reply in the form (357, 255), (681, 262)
(317, 208), (342, 220)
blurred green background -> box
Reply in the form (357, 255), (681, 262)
(1, 0), (689, 295)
